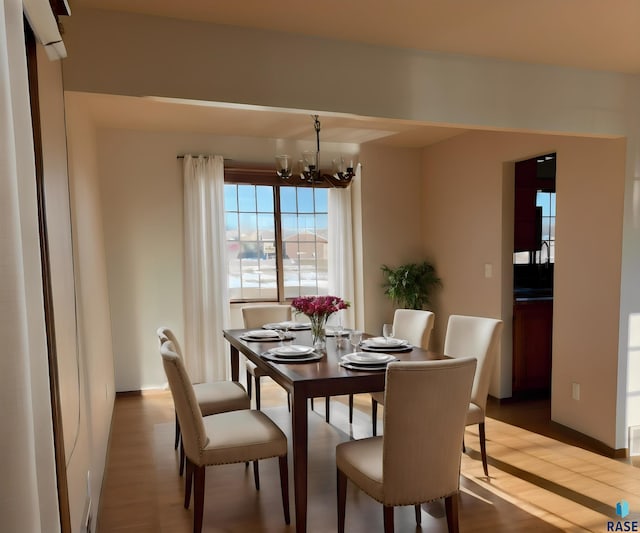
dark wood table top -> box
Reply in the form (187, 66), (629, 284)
(223, 328), (444, 398)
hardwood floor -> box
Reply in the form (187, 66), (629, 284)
(98, 381), (640, 532)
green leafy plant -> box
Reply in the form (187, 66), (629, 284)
(381, 261), (442, 310)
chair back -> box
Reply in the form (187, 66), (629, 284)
(157, 326), (183, 356)
(242, 305), (292, 328)
(160, 340), (209, 461)
(382, 358), (476, 505)
(392, 309), (435, 350)
(444, 315), (503, 412)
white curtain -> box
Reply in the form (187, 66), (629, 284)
(328, 164), (359, 329)
(183, 155), (230, 382)
(0, 0), (60, 531)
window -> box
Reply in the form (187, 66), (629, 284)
(225, 181), (329, 302)
(537, 190), (555, 264)
(513, 190), (556, 265)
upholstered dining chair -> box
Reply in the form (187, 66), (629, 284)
(336, 358), (476, 533)
(368, 309), (435, 434)
(160, 340), (290, 533)
(241, 305), (292, 410)
(156, 327), (249, 475)
(444, 314), (503, 476)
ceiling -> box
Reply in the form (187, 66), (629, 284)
(67, 0), (640, 147)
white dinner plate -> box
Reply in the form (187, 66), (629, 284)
(341, 352), (396, 365)
(363, 337), (407, 348)
(268, 345), (315, 357)
(245, 329), (281, 339)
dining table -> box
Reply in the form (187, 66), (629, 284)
(223, 327), (443, 533)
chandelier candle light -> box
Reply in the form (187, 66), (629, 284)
(291, 295), (350, 351)
(275, 115), (356, 187)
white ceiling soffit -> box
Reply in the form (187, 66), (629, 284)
(68, 92), (468, 147)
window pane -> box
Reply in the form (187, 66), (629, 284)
(281, 214), (298, 241)
(541, 216), (551, 241)
(225, 213), (239, 241)
(239, 213), (257, 238)
(297, 214), (316, 233)
(280, 187), (297, 212)
(238, 185), (256, 211)
(536, 191), (550, 216)
(224, 184), (237, 211)
(256, 186), (274, 212)
(550, 192), (556, 216)
(316, 214), (328, 236)
(314, 189), (328, 212)
(280, 187), (329, 298)
(297, 188), (314, 213)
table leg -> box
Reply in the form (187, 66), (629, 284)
(230, 345), (239, 382)
(292, 388), (309, 533)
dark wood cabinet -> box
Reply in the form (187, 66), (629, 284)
(512, 299), (553, 394)
(514, 157), (540, 252)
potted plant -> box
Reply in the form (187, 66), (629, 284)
(381, 261), (441, 310)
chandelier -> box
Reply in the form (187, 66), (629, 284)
(275, 115), (356, 186)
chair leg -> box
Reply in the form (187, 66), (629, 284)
(444, 493), (459, 533)
(337, 468), (347, 533)
(372, 398), (378, 436)
(479, 422), (489, 476)
(184, 458), (193, 509)
(278, 455), (290, 525)
(253, 460), (260, 490)
(174, 411), (181, 449)
(193, 465), (206, 533)
(414, 504), (421, 525)
(246, 369), (253, 403)
(383, 505), (394, 533)
(348, 394), (354, 423)
(325, 396), (330, 423)
(179, 441), (185, 476)
(255, 376), (261, 410)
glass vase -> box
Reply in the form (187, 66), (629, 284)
(310, 315), (327, 351)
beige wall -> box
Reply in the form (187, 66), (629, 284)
(423, 130), (625, 448)
(64, 93), (116, 529)
(358, 144), (426, 335)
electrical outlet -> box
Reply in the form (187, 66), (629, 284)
(572, 382), (580, 400)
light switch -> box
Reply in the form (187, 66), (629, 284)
(484, 263), (493, 279)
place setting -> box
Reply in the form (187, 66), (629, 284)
(338, 330), (398, 371)
(339, 351), (398, 371)
(240, 329), (295, 342)
(360, 324), (413, 353)
(260, 344), (323, 363)
(262, 320), (311, 331)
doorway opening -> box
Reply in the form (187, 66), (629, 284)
(512, 153), (555, 399)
